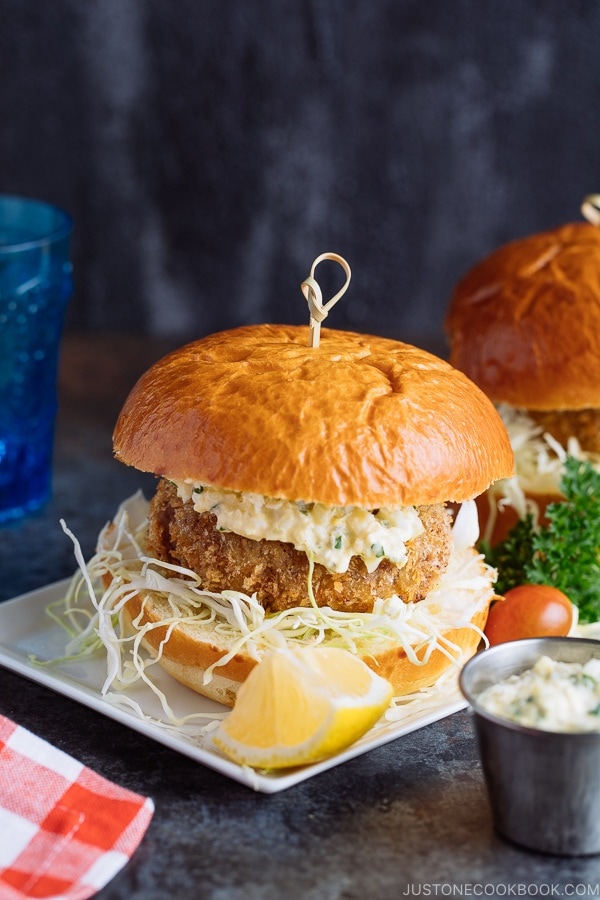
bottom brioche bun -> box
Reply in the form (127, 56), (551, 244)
(368, 603), (489, 695)
(120, 599), (255, 708)
(113, 551), (492, 708)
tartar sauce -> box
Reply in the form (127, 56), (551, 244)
(477, 655), (600, 732)
(174, 480), (424, 575)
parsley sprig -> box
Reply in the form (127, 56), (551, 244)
(480, 457), (600, 624)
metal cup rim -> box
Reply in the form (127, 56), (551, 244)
(459, 635), (600, 738)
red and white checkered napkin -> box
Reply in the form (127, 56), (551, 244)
(0, 714), (154, 900)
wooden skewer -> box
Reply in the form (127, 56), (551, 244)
(300, 253), (352, 348)
(581, 194), (600, 227)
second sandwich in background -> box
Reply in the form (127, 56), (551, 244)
(445, 197), (600, 543)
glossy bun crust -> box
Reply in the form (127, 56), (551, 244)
(113, 324), (513, 508)
(446, 222), (600, 410)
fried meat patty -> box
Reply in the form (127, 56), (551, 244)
(529, 407), (600, 453)
(146, 480), (452, 614)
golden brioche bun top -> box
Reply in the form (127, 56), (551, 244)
(445, 222), (600, 410)
(113, 324), (514, 508)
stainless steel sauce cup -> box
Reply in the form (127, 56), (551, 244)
(459, 636), (600, 856)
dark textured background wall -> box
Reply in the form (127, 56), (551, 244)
(1, 0), (599, 351)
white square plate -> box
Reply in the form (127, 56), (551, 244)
(0, 580), (468, 793)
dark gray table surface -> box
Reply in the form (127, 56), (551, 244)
(0, 334), (598, 899)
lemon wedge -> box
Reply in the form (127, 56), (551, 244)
(213, 646), (394, 769)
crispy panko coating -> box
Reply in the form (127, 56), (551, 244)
(529, 407), (600, 453)
(146, 480), (452, 614)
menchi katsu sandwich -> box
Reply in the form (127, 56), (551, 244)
(71, 255), (514, 709)
(445, 197), (600, 543)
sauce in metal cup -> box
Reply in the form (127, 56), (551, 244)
(460, 637), (600, 856)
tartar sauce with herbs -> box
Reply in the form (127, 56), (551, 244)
(174, 480), (424, 575)
(477, 655), (600, 732)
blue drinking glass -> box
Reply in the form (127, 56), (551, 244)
(0, 195), (73, 524)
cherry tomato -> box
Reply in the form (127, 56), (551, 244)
(484, 584), (573, 647)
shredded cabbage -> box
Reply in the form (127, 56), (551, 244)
(482, 404), (600, 543)
(51, 494), (493, 728)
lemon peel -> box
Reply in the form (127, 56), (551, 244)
(213, 646), (393, 769)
